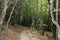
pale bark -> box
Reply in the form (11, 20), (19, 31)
(55, 0), (60, 40)
(56, 0), (58, 23)
(7, 0), (18, 27)
(0, 0), (9, 26)
(50, 0), (60, 40)
(0, 0), (9, 40)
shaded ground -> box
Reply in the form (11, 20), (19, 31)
(6, 25), (54, 40)
(6, 25), (26, 40)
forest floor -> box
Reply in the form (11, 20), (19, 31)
(6, 25), (53, 40)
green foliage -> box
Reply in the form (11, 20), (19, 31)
(1, 0), (55, 33)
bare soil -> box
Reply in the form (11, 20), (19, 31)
(6, 25), (53, 40)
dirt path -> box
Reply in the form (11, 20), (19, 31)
(6, 25), (41, 40)
(6, 25), (51, 40)
(19, 29), (40, 40)
(6, 26), (26, 40)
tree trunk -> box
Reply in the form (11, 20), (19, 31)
(0, 0), (9, 40)
(50, 0), (60, 40)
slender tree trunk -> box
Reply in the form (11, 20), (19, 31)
(56, 0), (59, 40)
(0, 0), (9, 26)
(7, 0), (18, 27)
(50, 0), (60, 40)
(0, 0), (9, 40)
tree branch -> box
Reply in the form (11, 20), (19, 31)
(56, 0), (58, 23)
(50, 0), (60, 40)
(7, 0), (18, 27)
(0, 0), (9, 26)
(50, 0), (60, 28)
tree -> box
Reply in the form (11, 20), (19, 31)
(0, 0), (9, 40)
(50, 0), (60, 40)
(0, 0), (18, 40)
(0, 0), (9, 26)
(7, 0), (18, 27)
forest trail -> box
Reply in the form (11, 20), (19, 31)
(6, 25), (49, 40)
(6, 25), (27, 40)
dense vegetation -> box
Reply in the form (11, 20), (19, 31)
(0, 0), (55, 35)
(0, 0), (60, 40)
